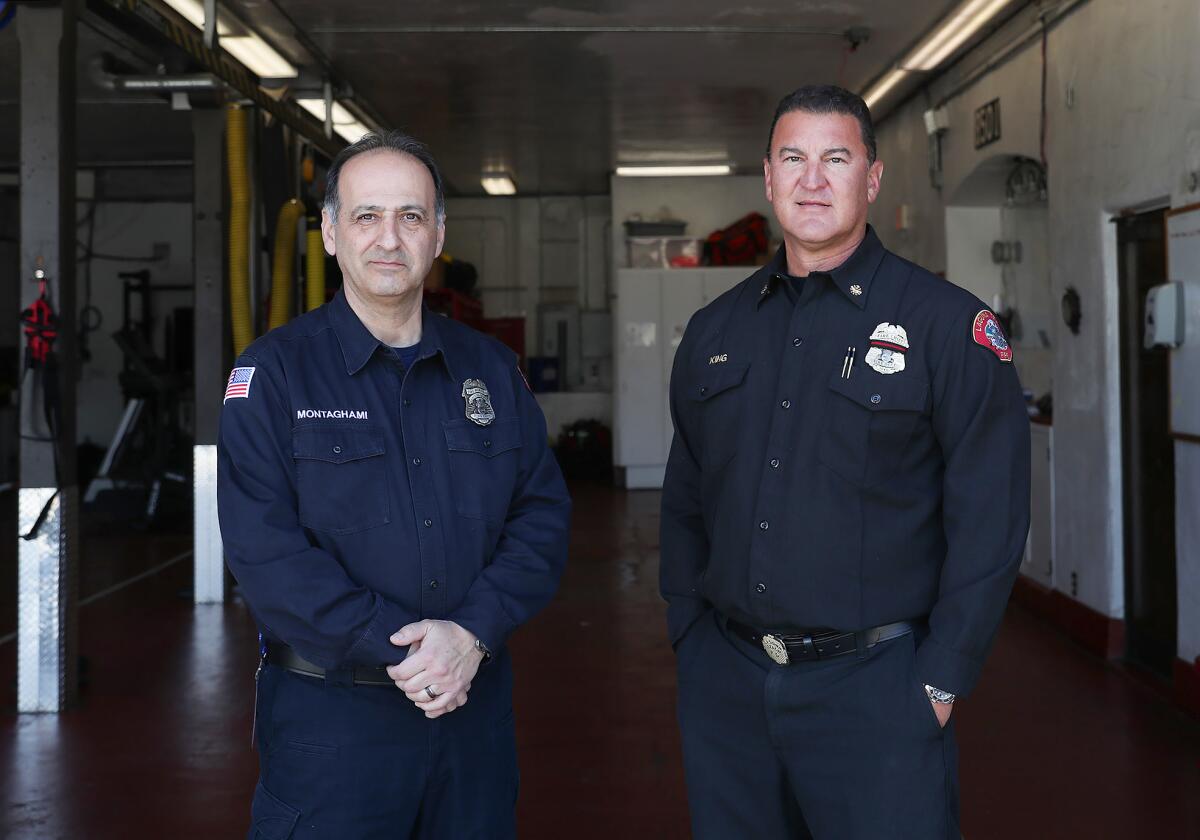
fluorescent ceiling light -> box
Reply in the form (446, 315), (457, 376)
(221, 35), (298, 79)
(480, 173), (517, 195)
(901, 0), (1013, 71)
(161, 0), (218, 30)
(296, 99), (372, 143)
(161, 0), (297, 78)
(615, 164), (733, 177)
(862, 69), (911, 110)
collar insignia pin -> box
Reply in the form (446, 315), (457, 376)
(849, 284), (863, 296)
(462, 379), (496, 426)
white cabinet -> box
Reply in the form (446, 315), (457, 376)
(613, 267), (748, 488)
(1021, 422), (1054, 587)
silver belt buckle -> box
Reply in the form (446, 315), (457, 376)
(761, 633), (790, 665)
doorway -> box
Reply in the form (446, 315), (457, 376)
(1116, 208), (1177, 677)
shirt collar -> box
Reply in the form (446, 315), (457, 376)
(756, 224), (886, 310)
(328, 287), (458, 380)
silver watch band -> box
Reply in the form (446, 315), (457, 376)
(923, 684), (956, 704)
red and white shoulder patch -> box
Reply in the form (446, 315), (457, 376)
(971, 310), (1013, 362)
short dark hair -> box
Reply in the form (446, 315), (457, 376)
(765, 85), (876, 164)
(322, 129), (446, 223)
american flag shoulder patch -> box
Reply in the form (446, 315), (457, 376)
(224, 366), (256, 402)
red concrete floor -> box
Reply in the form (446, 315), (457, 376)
(1, 482), (1198, 838)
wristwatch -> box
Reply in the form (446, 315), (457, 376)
(475, 638), (493, 664)
(923, 684), (955, 704)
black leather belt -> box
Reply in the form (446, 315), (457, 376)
(266, 643), (394, 687)
(725, 617), (918, 666)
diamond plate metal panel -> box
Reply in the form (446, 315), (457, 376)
(194, 445), (225, 603)
(18, 486), (77, 712)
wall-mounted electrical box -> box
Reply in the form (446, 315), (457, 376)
(1144, 281), (1184, 349)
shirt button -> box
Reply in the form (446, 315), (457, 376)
(403, 398), (411, 407)
(332, 445), (342, 454)
(483, 440), (491, 448)
(870, 394), (882, 405)
(412, 457), (421, 466)
(429, 579), (439, 590)
(770, 458), (779, 468)
(759, 520), (769, 530)
(792, 337), (803, 347)
(699, 386), (708, 396)
(756, 582), (767, 594)
(781, 400), (790, 409)
(423, 518), (433, 528)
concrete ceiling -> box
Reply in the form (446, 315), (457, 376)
(0, 0), (1025, 196)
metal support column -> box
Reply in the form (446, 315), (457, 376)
(192, 109), (227, 604)
(17, 1), (78, 713)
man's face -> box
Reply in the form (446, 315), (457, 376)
(763, 110), (883, 253)
(321, 149), (445, 304)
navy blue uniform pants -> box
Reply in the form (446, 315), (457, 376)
(248, 657), (518, 839)
(676, 611), (960, 840)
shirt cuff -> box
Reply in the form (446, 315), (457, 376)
(448, 603), (514, 660)
(914, 635), (983, 698)
(343, 598), (412, 668)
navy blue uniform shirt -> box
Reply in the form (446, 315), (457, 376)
(218, 289), (570, 669)
(660, 226), (1031, 697)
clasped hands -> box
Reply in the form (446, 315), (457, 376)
(386, 620), (485, 719)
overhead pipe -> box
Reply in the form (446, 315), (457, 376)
(113, 74), (221, 92)
(268, 198), (304, 330)
(226, 104), (253, 355)
(89, 54), (221, 93)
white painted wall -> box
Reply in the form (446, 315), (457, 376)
(1177, 443), (1200, 662)
(869, 0), (1200, 661)
(944, 206), (1003, 305)
(1002, 204), (1054, 398)
(443, 195), (611, 373)
(77, 201), (193, 448)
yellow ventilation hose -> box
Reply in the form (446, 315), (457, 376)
(305, 217), (325, 311)
(226, 105), (253, 355)
(268, 199), (303, 330)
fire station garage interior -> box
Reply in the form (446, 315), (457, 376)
(1, 0), (1199, 837)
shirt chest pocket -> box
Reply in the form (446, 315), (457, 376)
(818, 373), (930, 487)
(688, 362), (750, 470)
(292, 426), (390, 534)
(443, 418), (523, 523)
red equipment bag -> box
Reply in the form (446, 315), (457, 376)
(704, 212), (770, 266)
(21, 276), (58, 365)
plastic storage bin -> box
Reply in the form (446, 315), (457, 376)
(626, 237), (702, 268)
(623, 219), (687, 237)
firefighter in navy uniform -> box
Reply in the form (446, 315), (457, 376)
(218, 131), (570, 839)
(661, 86), (1030, 839)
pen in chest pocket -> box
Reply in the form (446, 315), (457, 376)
(840, 346), (856, 379)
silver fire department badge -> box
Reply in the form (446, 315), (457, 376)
(462, 379), (496, 426)
(761, 634), (790, 666)
(864, 322), (910, 375)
